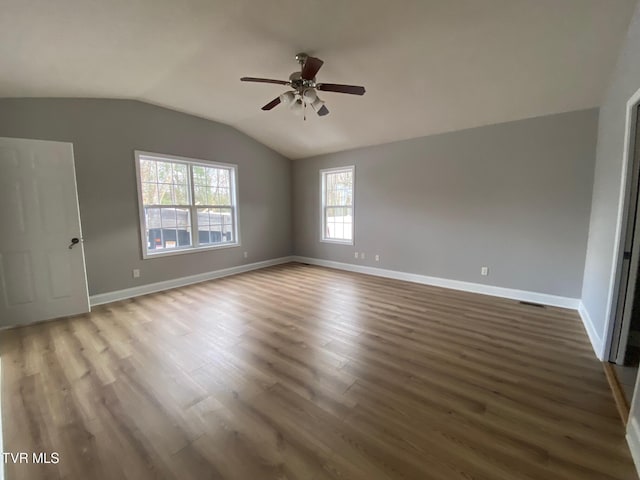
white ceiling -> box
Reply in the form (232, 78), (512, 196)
(0, 0), (636, 159)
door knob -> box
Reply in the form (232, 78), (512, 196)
(68, 237), (80, 249)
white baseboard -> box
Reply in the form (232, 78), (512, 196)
(293, 256), (580, 309)
(90, 256), (294, 306)
(578, 302), (605, 360)
(628, 416), (640, 478)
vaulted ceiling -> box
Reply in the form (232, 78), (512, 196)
(0, 0), (636, 158)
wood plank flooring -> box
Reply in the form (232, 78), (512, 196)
(1, 262), (636, 479)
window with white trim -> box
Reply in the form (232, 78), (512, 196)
(321, 166), (354, 244)
(135, 151), (239, 258)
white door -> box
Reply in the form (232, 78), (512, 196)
(0, 137), (89, 327)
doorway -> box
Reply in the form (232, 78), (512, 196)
(610, 105), (640, 369)
(609, 103), (640, 413)
(0, 137), (89, 327)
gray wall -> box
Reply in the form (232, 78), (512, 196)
(0, 98), (292, 295)
(0, 98), (602, 302)
(582, 4), (640, 350)
(293, 109), (598, 298)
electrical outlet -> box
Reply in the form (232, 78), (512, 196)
(243, 251), (248, 259)
(375, 254), (380, 262)
(361, 252), (366, 260)
(354, 252), (359, 259)
(481, 266), (489, 276)
(132, 269), (140, 278)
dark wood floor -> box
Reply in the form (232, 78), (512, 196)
(1, 262), (636, 479)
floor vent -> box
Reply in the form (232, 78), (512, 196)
(519, 301), (546, 308)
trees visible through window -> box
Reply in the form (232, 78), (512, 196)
(321, 166), (354, 244)
(135, 152), (238, 258)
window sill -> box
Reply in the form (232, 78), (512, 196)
(320, 238), (354, 246)
(142, 242), (240, 259)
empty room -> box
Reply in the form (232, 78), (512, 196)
(3, 1), (640, 479)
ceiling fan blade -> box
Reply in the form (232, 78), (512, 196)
(301, 56), (324, 80)
(317, 83), (366, 95)
(241, 77), (290, 85)
(316, 105), (330, 116)
(261, 97), (281, 110)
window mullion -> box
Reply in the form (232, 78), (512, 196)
(233, 206), (237, 243)
(159, 206), (165, 249)
(189, 165), (198, 247)
(324, 206), (329, 236)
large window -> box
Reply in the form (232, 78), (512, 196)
(135, 151), (239, 258)
(321, 166), (354, 244)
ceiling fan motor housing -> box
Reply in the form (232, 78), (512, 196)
(288, 71), (315, 91)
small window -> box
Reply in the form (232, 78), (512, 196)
(321, 166), (354, 244)
(135, 151), (239, 258)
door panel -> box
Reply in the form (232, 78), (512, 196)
(39, 182), (68, 231)
(0, 137), (89, 327)
(0, 183), (26, 234)
(46, 250), (73, 299)
(0, 252), (36, 306)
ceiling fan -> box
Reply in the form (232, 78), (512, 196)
(241, 53), (366, 118)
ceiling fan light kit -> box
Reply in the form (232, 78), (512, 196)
(302, 88), (317, 102)
(240, 52), (366, 119)
(280, 91), (295, 105)
(291, 99), (304, 116)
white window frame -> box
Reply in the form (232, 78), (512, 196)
(134, 150), (240, 259)
(320, 165), (355, 245)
